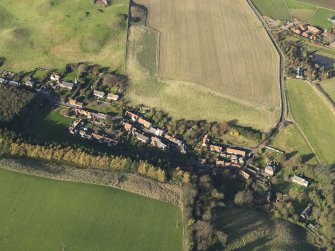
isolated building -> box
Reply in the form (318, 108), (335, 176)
(291, 175), (309, 187)
(107, 93), (120, 101)
(138, 117), (152, 128)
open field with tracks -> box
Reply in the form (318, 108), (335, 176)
(0, 167), (182, 251)
(127, 0), (281, 131)
(215, 205), (316, 250)
(286, 79), (335, 165)
(320, 76), (335, 103)
(0, 0), (129, 72)
(253, 0), (335, 29)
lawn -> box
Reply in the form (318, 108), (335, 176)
(286, 79), (335, 165)
(0, 168), (182, 251)
(214, 204), (316, 250)
(320, 78), (335, 103)
(0, 0), (129, 72)
(23, 107), (75, 143)
(127, 0), (281, 132)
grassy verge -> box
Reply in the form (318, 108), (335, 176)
(0, 167), (182, 251)
(270, 124), (317, 165)
(286, 79), (335, 165)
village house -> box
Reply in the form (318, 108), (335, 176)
(74, 108), (93, 119)
(69, 120), (83, 135)
(210, 144), (223, 153)
(138, 117), (152, 128)
(24, 80), (34, 87)
(9, 81), (21, 87)
(147, 127), (165, 137)
(107, 93), (120, 101)
(164, 134), (183, 146)
(215, 159), (225, 167)
(93, 90), (105, 98)
(296, 67), (304, 79)
(59, 81), (74, 90)
(125, 111), (139, 121)
(291, 175), (309, 187)
(0, 78), (7, 84)
(136, 133), (149, 143)
(92, 112), (107, 120)
(69, 99), (83, 108)
(226, 148), (246, 157)
(151, 136), (168, 151)
(291, 23), (322, 40)
(239, 170), (250, 180)
(50, 73), (60, 82)
(202, 134), (210, 147)
(264, 163), (276, 176)
(300, 206), (312, 221)
(123, 122), (133, 132)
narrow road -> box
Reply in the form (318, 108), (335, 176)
(246, 0), (288, 155)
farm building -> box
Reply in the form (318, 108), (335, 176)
(151, 136), (168, 150)
(136, 133), (149, 143)
(210, 145), (223, 153)
(291, 175), (309, 187)
(59, 81), (74, 90)
(93, 90), (105, 98)
(239, 170), (250, 180)
(138, 117), (152, 128)
(226, 148), (246, 157)
(125, 111), (139, 121)
(107, 93), (120, 101)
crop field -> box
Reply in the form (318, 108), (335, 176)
(320, 78), (335, 102)
(215, 205), (316, 250)
(253, 0), (335, 29)
(0, 168), (182, 251)
(0, 0), (129, 72)
(127, 0), (281, 132)
(286, 79), (335, 165)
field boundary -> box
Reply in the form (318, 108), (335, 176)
(0, 157), (183, 206)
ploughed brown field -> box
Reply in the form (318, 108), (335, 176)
(136, 0), (281, 108)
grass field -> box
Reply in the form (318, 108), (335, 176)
(270, 124), (317, 164)
(127, 0), (281, 132)
(286, 79), (335, 165)
(0, 167), (182, 251)
(214, 205), (316, 250)
(320, 78), (335, 102)
(0, 0), (129, 72)
(253, 0), (335, 29)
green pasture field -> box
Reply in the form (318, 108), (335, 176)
(215, 205), (316, 250)
(0, 168), (182, 251)
(252, 0), (335, 29)
(0, 0), (129, 72)
(286, 79), (335, 165)
(252, 0), (290, 20)
(270, 124), (317, 164)
(320, 78), (335, 102)
(299, 0), (335, 10)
